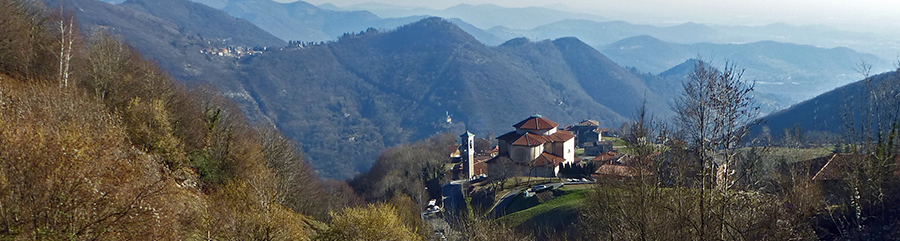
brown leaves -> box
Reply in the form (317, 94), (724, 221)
(0, 83), (180, 240)
(316, 203), (421, 241)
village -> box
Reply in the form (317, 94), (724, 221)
(423, 115), (869, 240)
(421, 115), (625, 239)
(200, 45), (267, 58)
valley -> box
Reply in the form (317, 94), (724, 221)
(3, 0), (899, 239)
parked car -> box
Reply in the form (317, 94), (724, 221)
(434, 231), (447, 241)
(530, 185), (547, 192)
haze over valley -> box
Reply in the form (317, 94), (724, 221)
(81, 0), (899, 178)
(2, 0), (899, 239)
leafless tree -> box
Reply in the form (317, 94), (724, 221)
(673, 60), (759, 240)
(53, 5), (76, 88)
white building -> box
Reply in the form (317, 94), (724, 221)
(487, 115), (576, 177)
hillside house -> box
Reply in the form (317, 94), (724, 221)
(584, 141), (614, 156)
(486, 115), (576, 178)
(593, 154), (654, 179)
(592, 151), (621, 163)
(791, 153), (900, 206)
(565, 120), (603, 146)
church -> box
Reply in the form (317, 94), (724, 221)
(485, 115), (576, 178)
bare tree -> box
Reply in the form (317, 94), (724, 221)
(56, 7), (76, 88)
(828, 60), (900, 238)
(673, 60), (759, 240)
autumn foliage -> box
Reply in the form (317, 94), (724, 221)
(0, 0), (336, 239)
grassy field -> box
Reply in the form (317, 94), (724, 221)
(603, 136), (627, 146)
(497, 189), (587, 228)
(756, 147), (832, 163)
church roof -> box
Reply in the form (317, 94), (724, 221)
(496, 130), (575, 146)
(460, 131), (474, 137)
(513, 115), (559, 130)
(534, 152), (566, 167)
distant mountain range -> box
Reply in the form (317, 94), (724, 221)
(602, 35), (891, 104)
(71, 0), (900, 178)
(175, 0), (504, 46)
(298, 1), (900, 109)
(485, 19), (900, 60)
(752, 70), (900, 141)
(322, 2), (609, 30)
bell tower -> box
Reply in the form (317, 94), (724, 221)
(460, 131), (475, 179)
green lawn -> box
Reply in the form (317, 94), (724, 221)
(603, 137), (626, 146)
(757, 147), (832, 163)
(497, 189), (587, 228)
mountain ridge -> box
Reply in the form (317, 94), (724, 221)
(602, 35), (890, 110)
(231, 18), (679, 178)
(753, 70), (900, 140)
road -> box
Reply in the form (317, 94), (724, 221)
(487, 182), (576, 218)
(441, 180), (465, 217)
(487, 186), (524, 218)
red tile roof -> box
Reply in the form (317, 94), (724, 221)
(511, 133), (547, 146)
(513, 116), (559, 130)
(812, 154), (859, 181)
(497, 131), (575, 146)
(474, 156), (492, 163)
(474, 161), (487, 176)
(545, 130), (575, 142)
(592, 151), (620, 163)
(534, 152), (566, 167)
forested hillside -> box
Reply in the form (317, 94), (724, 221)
(43, 0), (640, 178)
(752, 70), (900, 142)
(234, 17), (679, 178)
(0, 1), (379, 239)
(43, 0), (285, 126)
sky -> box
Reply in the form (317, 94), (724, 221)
(277, 0), (900, 34)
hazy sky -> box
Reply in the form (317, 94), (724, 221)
(278, 0), (900, 34)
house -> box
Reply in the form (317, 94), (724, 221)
(565, 120), (603, 146)
(592, 154), (653, 179)
(792, 153), (865, 182)
(592, 151), (621, 163)
(448, 144), (461, 159)
(583, 141), (614, 156)
(486, 115), (576, 178)
(487, 146), (499, 157)
(473, 156), (491, 176)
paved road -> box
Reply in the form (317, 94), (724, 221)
(487, 187), (525, 218)
(441, 181), (465, 218)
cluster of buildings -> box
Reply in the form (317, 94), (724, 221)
(200, 46), (266, 58)
(453, 115), (624, 181)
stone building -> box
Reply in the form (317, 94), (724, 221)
(487, 115), (576, 177)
